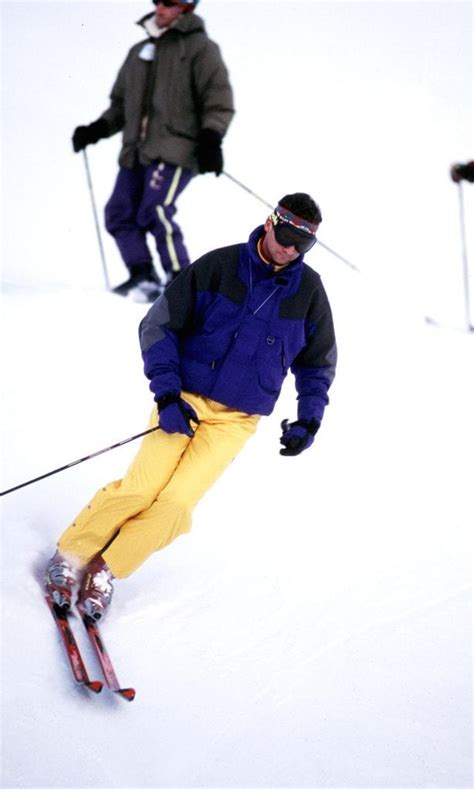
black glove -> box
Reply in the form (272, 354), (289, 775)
(279, 418), (320, 457)
(196, 128), (223, 176)
(156, 393), (200, 438)
(72, 118), (109, 153)
(450, 161), (474, 184)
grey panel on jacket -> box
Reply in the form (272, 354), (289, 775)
(139, 295), (170, 352)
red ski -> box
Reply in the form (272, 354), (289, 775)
(45, 593), (103, 694)
(79, 609), (136, 702)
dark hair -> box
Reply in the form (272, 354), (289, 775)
(278, 193), (322, 225)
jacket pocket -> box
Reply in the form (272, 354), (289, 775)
(256, 335), (287, 395)
(166, 122), (198, 142)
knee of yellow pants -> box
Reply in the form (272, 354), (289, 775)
(146, 487), (194, 545)
(102, 493), (194, 578)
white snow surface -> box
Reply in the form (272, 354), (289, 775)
(1, 2), (473, 788)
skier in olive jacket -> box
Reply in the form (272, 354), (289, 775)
(72, 0), (234, 301)
(45, 193), (337, 621)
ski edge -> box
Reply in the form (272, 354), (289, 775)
(45, 593), (103, 693)
(78, 608), (136, 702)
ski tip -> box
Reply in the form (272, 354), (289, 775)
(87, 681), (104, 694)
(117, 687), (136, 702)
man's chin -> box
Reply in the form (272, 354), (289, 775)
(274, 254), (295, 267)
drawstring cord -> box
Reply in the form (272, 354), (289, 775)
(247, 256), (279, 315)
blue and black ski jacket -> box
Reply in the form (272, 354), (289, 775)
(139, 226), (337, 423)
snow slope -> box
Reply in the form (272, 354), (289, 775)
(1, 2), (473, 787)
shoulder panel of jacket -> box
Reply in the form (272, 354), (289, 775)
(139, 243), (246, 354)
(191, 244), (246, 303)
(279, 265), (324, 320)
(291, 266), (337, 371)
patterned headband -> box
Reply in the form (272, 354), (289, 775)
(273, 205), (319, 236)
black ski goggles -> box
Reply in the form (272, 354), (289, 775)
(270, 213), (318, 254)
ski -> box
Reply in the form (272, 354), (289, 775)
(45, 593), (103, 693)
(79, 609), (136, 702)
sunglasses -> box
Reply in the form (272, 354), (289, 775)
(271, 216), (317, 254)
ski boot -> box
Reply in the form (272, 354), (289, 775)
(112, 264), (163, 303)
(77, 556), (114, 621)
(45, 550), (78, 610)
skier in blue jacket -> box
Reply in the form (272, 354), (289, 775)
(45, 192), (337, 619)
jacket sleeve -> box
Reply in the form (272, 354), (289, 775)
(99, 52), (132, 134)
(291, 280), (337, 424)
(139, 266), (197, 400)
(192, 40), (235, 137)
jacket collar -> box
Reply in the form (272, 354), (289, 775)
(247, 225), (304, 277)
(137, 11), (205, 38)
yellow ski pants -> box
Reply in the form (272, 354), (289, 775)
(58, 393), (259, 578)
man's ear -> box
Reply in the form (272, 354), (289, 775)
(264, 217), (273, 233)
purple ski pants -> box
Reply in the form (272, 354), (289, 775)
(104, 161), (193, 277)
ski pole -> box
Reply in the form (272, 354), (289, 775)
(82, 149), (111, 290)
(222, 171), (360, 272)
(223, 171), (273, 210)
(457, 182), (474, 332)
(0, 426), (160, 497)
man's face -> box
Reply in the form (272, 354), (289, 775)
(155, 0), (185, 29)
(261, 218), (301, 267)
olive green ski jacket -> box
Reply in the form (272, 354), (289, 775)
(100, 11), (234, 171)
